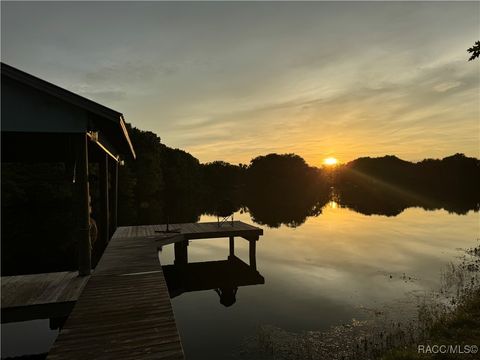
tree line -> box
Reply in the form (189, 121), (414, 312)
(117, 125), (330, 227)
(335, 154), (480, 216)
(118, 125), (479, 225)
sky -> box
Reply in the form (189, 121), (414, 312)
(2, 1), (479, 166)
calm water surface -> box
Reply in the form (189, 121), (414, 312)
(1, 319), (57, 358)
(159, 204), (479, 359)
(2, 204), (477, 359)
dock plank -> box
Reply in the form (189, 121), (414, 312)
(47, 231), (184, 360)
(1, 271), (89, 309)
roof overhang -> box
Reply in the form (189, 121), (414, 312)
(1, 63), (136, 160)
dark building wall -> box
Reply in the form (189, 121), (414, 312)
(1, 76), (87, 133)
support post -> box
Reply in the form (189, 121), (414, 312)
(174, 240), (188, 266)
(76, 134), (91, 276)
(99, 153), (109, 245)
(229, 236), (235, 258)
(249, 240), (257, 270)
(110, 160), (118, 237)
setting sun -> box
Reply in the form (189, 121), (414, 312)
(323, 157), (338, 166)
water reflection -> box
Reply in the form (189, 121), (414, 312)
(245, 190), (327, 228)
(159, 206), (478, 360)
(163, 255), (265, 307)
(245, 188), (478, 229)
(1, 319), (57, 359)
(162, 238), (265, 307)
(159, 153), (479, 228)
(1, 309), (68, 359)
(335, 186), (479, 217)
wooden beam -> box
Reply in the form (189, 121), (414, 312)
(249, 240), (257, 271)
(229, 236), (235, 258)
(110, 160), (118, 237)
(76, 134), (91, 276)
(174, 241), (188, 266)
(87, 132), (120, 163)
(2, 302), (75, 324)
(99, 153), (109, 245)
(120, 115), (136, 159)
(242, 235), (259, 242)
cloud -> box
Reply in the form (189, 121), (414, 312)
(84, 62), (158, 85)
(77, 89), (127, 103)
(434, 82), (462, 93)
(170, 58), (479, 165)
(2, 1), (478, 165)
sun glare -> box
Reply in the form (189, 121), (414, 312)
(323, 157), (338, 166)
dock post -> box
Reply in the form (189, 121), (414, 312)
(249, 240), (257, 270)
(77, 134), (91, 276)
(99, 153), (109, 246)
(229, 236), (235, 258)
(110, 160), (118, 238)
(174, 240), (188, 265)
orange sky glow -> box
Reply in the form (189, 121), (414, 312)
(2, 2), (479, 167)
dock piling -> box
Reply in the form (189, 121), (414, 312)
(229, 236), (235, 257)
(174, 240), (189, 265)
(249, 240), (257, 270)
(99, 153), (109, 247)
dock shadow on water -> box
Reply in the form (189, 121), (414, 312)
(159, 222), (265, 308)
(163, 255), (265, 307)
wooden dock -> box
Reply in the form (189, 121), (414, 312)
(46, 226), (185, 360)
(119, 220), (264, 247)
(127, 220), (264, 271)
(2, 221), (263, 359)
(1, 271), (90, 323)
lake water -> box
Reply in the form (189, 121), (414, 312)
(1, 319), (57, 359)
(159, 203), (479, 359)
(2, 202), (478, 359)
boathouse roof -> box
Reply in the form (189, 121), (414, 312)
(1, 62), (136, 161)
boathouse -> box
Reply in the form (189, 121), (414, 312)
(1, 62), (136, 276)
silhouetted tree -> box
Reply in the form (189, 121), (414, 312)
(118, 125), (165, 225)
(467, 40), (480, 61)
(244, 154), (329, 227)
(334, 154), (480, 216)
(201, 161), (245, 212)
(118, 125), (204, 225)
(160, 144), (203, 223)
